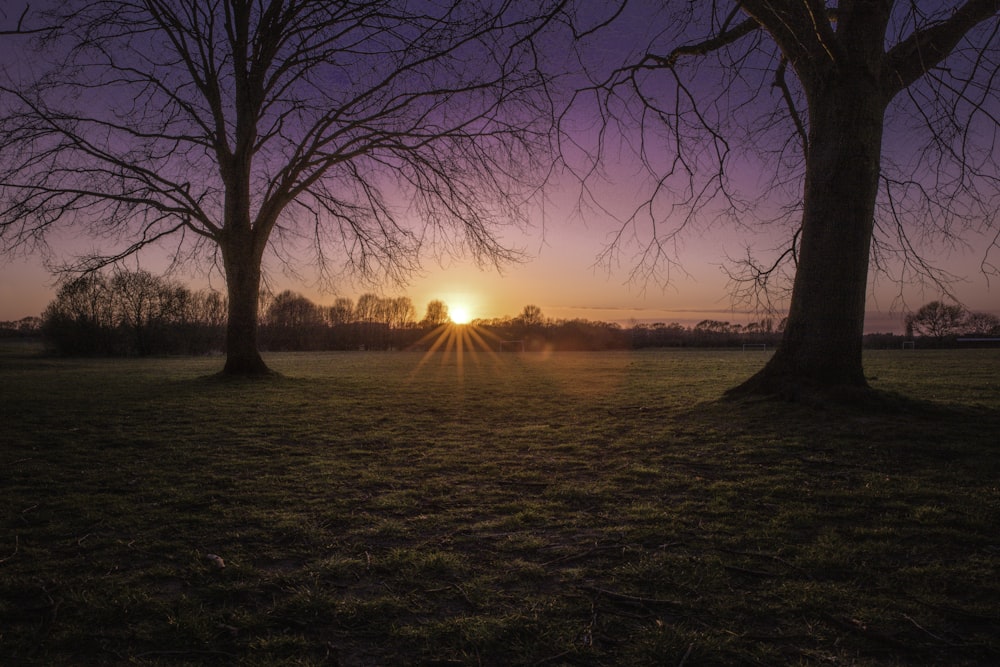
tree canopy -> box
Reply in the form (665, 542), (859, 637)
(0, 0), (582, 374)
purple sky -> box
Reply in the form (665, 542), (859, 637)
(1, 2), (997, 332)
(4, 190), (993, 332)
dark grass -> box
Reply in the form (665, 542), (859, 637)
(1, 343), (998, 665)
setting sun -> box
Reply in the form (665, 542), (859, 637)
(449, 304), (472, 325)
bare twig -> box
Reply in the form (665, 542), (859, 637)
(579, 584), (681, 608)
(718, 548), (815, 581)
(541, 544), (628, 566)
(903, 614), (955, 646)
(677, 643), (694, 667)
(0, 535), (19, 564)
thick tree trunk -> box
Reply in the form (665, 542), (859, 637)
(730, 74), (887, 400)
(220, 231), (272, 376)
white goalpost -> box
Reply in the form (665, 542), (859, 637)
(741, 343), (768, 352)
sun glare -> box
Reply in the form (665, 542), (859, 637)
(409, 293), (509, 380)
(410, 303), (506, 380)
(450, 304), (472, 324)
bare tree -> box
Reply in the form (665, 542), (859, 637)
(192, 289), (227, 331)
(44, 273), (115, 331)
(328, 297), (355, 326)
(421, 299), (450, 327)
(111, 268), (179, 355)
(963, 310), (1000, 335)
(42, 267), (197, 354)
(263, 289), (324, 350)
(569, 1), (1000, 399)
(905, 300), (967, 342)
(265, 290), (322, 329)
(354, 293), (383, 324)
(518, 304), (545, 327)
(387, 296), (417, 330)
(0, 0), (573, 374)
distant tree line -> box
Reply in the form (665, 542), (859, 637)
(259, 291), (424, 352)
(32, 270), (1000, 356)
(0, 316), (42, 338)
(904, 301), (1000, 347)
(41, 270), (227, 356)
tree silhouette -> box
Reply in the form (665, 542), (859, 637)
(962, 311), (1000, 336)
(421, 299), (450, 327)
(327, 297), (355, 327)
(570, 1), (1000, 399)
(905, 300), (967, 343)
(41, 268), (224, 355)
(265, 291), (322, 330)
(0, 0), (572, 374)
(518, 304), (545, 327)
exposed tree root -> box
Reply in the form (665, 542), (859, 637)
(211, 365), (282, 381)
(724, 372), (957, 415)
(219, 354), (279, 378)
(725, 369), (872, 407)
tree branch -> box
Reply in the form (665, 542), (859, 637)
(773, 57), (808, 159)
(0, 4), (49, 36)
(884, 0), (1000, 96)
(1, 0), (567, 286)
(643, 14), (760, 69)
(738, 0), (840, 80)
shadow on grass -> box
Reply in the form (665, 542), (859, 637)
(698, 387), (1000, 464)
(3, 350), (997, 666)
(203, 369), (286, 383)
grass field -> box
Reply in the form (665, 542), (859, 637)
(1, 343), (998, 666)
